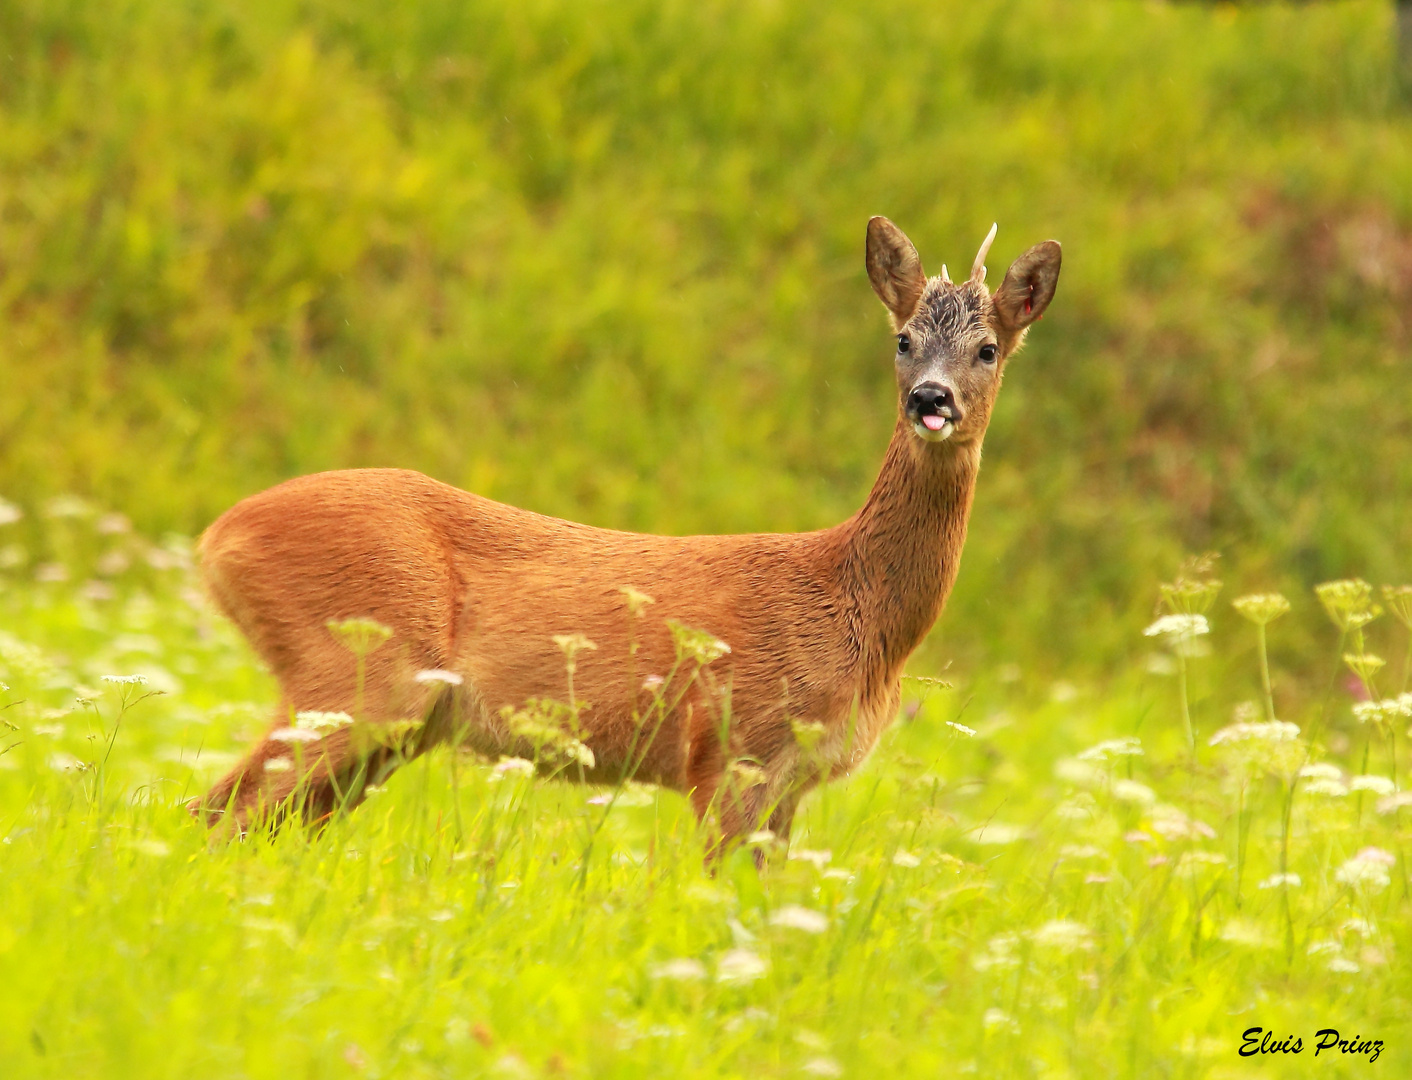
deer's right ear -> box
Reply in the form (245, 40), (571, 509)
(866, 217), (926, 330)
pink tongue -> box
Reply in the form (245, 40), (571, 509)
(922, 414), (947, 431)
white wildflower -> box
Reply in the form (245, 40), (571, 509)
(1349, 775), (1395, 795)
(715, 948), (768, 984)
(966, 822), (1027, 845)
(1316, 579), (1378, 631)
(668, 622), (731, 666)
(1054, 792), (1100, 820)
(0, 498), (22, 527)
(1177, 851), (1228, 874)
(263, 758), (293, 773)
(1232, 593), (1290, 625)
(971, 933), (1022, 972)
(650, 958), (707, 982)
(1030, 919), (1094, 954)
(769, 905), (829, 934)
(1208, 720), (1299, 746)
(1112, 779), (1156, 805)
(1147, 805), (1216, 841)
(490, 757), (536, 781)
(1376, 791), (1412, 815)
(1306, 940), (1341, 957)
(641, 674), (665, 693)
(1058, 844), (1105, 860)
(746, 829), (778, 847)
(788, 848), (832, 869)
(1143, 614), (1209, 640)
(800, 1057), (844, 1078)
(132, 838), (171, 857)
(946, 721), (976, 737)
(326, 617), (394, 656)
(1344, 653), (1385, 685)
(47, 753), (85, 772)
(820, 868), (855, 883)
(1055, 759), (1104, 787)
(1335, 847), (1396, 892)
(1257, 873), (1302, 890)
(413, 668), (464, 686)
(1303, 778), (1349, 798)
(892, 850), (921, 867)
(1076, 737), (1143, 763)
(1342, 918), (1377, 937)
(44, 494), (93, 519)
(95, 512), (130, 534)
(1327, 957), (1361, 974)
(1353, 698), (1412, 727)
(561, 738), (595, 769)
(269, 727), (320, 744)
(293, 710), (354, 734)
(1299, 762), (1342, 780)
(1208, 719), (1304, 777)
(1219, 919), (1275, 949)
(100, 674), (148, 685)
(982, 1008), (1019, 1033)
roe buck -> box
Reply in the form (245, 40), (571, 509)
(193, 217), (1061, 856)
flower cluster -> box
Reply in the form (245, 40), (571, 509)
(1231, 593), (1290, 626)
(1334, 847), (1396, 893)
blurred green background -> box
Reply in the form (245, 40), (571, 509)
(1, 0), (1409, 674)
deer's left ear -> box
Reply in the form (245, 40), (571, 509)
(993, 241), (1061, 343)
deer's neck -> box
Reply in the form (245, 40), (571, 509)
(835, 421), (981, 682)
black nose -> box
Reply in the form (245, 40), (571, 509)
(906, 383), (963, 423)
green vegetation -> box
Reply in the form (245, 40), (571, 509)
(2, 0), (1411, 1076)
(3, 511), (1412, 1077)
(2, 0), (1410, 669)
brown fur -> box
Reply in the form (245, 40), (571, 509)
(193, 218), (1061, 857)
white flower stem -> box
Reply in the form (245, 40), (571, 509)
(1256, 623), (1275, 723)
(1177, 650), (1194, 756)
(1279, 777), (1295, 965)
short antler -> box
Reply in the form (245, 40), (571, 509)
(970, 223), (998, 283)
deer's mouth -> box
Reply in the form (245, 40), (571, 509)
(909, 406), (957, 442)
(913, 414), (954, 441)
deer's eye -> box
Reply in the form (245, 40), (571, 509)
(978, 344), (998, 364)
(897, 334), (911, 354)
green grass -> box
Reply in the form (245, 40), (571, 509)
(2, 516), (1410, 1078)
(2, 0), (1411, 672)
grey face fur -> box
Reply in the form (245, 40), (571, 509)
(892, 280), (1000, 444)
(865, 217), (1062, 449)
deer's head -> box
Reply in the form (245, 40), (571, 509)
(865, 217), (1061, 448)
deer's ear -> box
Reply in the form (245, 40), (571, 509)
(993, 241), (1061, 343)
(866, 217), (926, 330)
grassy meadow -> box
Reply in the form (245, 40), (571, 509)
(2, 0), (1412, 1076)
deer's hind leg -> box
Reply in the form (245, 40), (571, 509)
(194, 684), (468, 836)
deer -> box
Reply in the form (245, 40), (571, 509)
(192, 217), (1061, 860)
